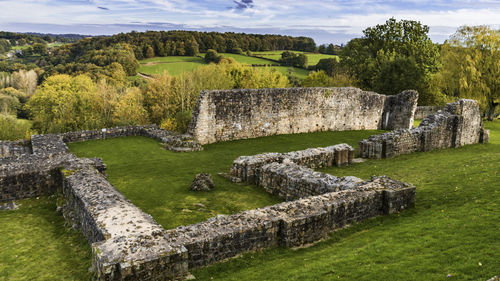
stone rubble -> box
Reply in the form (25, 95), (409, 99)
(190, 173), (215, 191)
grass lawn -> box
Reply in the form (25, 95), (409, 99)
(0, 197), (93, 280)
(193, 120), (500, 280)
(68, 129), (380, 229)
(2, 121), (498, 280)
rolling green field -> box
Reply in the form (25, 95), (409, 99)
(138, 54), (309, 79)
(138, 56), (206, 75)
(252, 50), (339, 66)
(1, 121), (498, 280)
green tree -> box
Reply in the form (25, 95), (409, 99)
(145, 46), (155, 58)
(439, 26), (499, 120)
(204, 49), (223, 63)
(33, 43), (48, 55)
(341, 18), (439, 97)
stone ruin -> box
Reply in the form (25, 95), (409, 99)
(1, 126), (415, 280)
(359, 99), (490, 159)
(189, 87), (418, 144)
(0, 87), (490, 280)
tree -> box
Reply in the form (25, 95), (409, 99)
(315, 58), (339, 76)
(145, 46), (155, 58)
(12, 69), (38, 96)
(341, 18), (439, 97)
(204, 49), (223, 63)
(296, 53), (308, 68)
(318, 45), (327, 54)
(33, 43), (48, 55)
(439, 26), (499, 120)
(326, 44), (338, 55)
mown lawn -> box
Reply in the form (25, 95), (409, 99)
(219, 53), (276, 65)
(0, 197), (93, 280)
(68, 129), (380, 229)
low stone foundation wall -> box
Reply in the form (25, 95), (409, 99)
(230, 144), (354, 184)
(61, 163), (188, 280)
(359, 99), (489, 159)
(166, 176), (415, 269)
(258, 162), (363, 201)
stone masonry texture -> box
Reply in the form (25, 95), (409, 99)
(359, 99), (488, 159)
(189, 87), (418, 144)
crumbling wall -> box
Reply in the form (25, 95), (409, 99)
(230, 143), (354, 184)
(0, 140), (31, 158)
(189, 87), (418, 144)
(61, 163), (188, 280)
(166, 176), (415, 269)
(415, 106), (441, 119)
(359, 99), (488, 159)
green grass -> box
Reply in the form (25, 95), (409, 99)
(269, 66), (310, 80)
(68, 129), (380, 229)
(2, 121), (498, 280)
(253, 51), (339, 66)
(219, 53), (276, 65)
(138, 56), (206, 76)
(192, 121), (500, 280)
(0, 197), (93, 280)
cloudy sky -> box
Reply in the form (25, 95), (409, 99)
(0, 0), (499, 44)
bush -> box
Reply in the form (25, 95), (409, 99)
(0, 93), (20, 116)
(204, 49), (224, 64)
(0, 115), (32, 140)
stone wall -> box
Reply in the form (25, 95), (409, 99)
(230, 143), (354, 184)
(258, 162), (363, 201)
(415, 106), (441, 119)
(166, 176), (415, 269)
(61, 162), (188, 280)
(0, 140), (31, 158)
(189, 87), (418, 144)
(359, 99), (489, 159)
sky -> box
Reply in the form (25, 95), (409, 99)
(0, 0), (499, 44)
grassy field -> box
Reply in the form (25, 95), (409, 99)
(138, 56), (206, 75)
(269, 66), (310, 80)
(1, 121), (498, 280)
(68, 129), (380, 229)
(138, 55), (309, 79)
(253, 51), (339, 66)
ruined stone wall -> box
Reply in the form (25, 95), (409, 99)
(415, 106), (441, 119)
(258, 162), (363, 201)
(0, 140), (31, 158)
(166, 176), (415, 269)
(61, 163), (188, 280)
(359, 99), (488, 159)
(189, 87), (418, 144)
(230, 143), (354, 184)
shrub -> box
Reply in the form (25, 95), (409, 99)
(0, 115), (32, 140)
(204, 49), (224, 64)
(0, 93), (20, 116)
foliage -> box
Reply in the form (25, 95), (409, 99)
(0, 93), (20, 115)
(112, 87), (148, 126)
(0, 72), (12, 88)
(78, 43), (140, 76)
(303, 70), (357, 88)
(204, 49), (224, 64)
(0, 115), (32, 140)
(280, 51), (308, 68)
(0, 39), (11, 53)
(341, 18), (439, 97)
(12, 69), (37, 96)
(438, 26), (499, 119)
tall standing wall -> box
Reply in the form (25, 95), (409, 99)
(189, 87), (418, 145)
